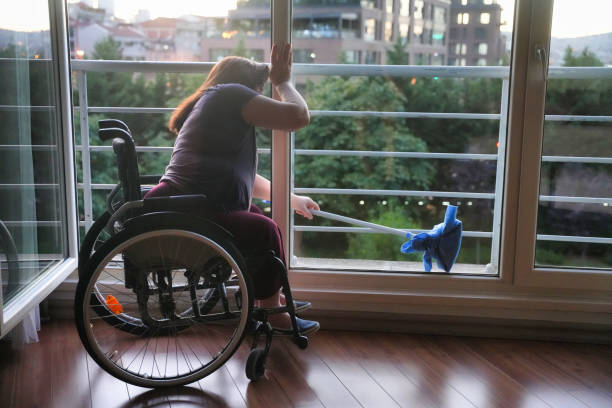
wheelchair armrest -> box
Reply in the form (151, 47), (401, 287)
(142, 194), (209, 212)
(140, 175), (162, 185)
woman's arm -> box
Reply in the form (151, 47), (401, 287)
(242, 43), (310, 131)
(253, 174), (320, 220)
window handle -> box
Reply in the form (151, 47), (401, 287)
(535, 45), (548, 81)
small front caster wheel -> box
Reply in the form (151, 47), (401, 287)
(246, 348), (267, 381)
(294, 335), (309, 349)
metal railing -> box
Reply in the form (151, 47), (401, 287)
(4, 60), (610, 269)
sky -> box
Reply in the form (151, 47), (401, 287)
(1, 0), (611, 39)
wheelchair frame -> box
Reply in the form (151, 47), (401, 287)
(75, 119), (311, 387)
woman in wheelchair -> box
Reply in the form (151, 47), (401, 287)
(144, 42), (320, 335)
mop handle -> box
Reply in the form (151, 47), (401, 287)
(310, 209), (411, 238)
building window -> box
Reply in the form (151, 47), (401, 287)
(386, 0), (393, 13)
(459, 57), (466, 65)
(399, 0), (409, 16)
(455, 43), (467, 55)
(364, 18), (377, 41)
(475, 27), (486, 38)
(480, 12), (491, 24)
(343, 50), (361, 64)
(364, 50), (379, 64)
(293, 49), (316, 63)
(385, 20), (393, 41)
(461, 0), (468, 5)
(361, 0), (379, 9)
(483, 0), (493, 4)
(432, 31), (445, 46)
(457, 12), (470, 25)
(413, 0), (424, 19)
(476, 57), (487, 65)
(478, 42), (488, 55)
(433, 6), (446, 24)
(399, 23), (409, 40)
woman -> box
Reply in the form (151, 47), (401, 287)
(145, 43), (320, 334)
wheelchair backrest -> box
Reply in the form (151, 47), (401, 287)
(98, 119), (142, 203)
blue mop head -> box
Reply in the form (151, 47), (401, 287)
(400, 205), (462, 272)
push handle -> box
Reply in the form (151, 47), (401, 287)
(310, 209), (411, 238)
(99, 119), (130, 132)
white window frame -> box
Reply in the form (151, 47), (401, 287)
(0, 0), (78, 338)
(275, 0), (612, 326)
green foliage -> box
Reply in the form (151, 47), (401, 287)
(346, 205), (421, 262)
(562, 46), (604, 67)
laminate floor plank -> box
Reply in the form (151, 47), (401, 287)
(311, 331), (403, 408)
(0, 338), (18, 408)
(49, 321), (92, 408)
(276, 333), (363, 408)
(12, 326), (53, 408)
(86, 354), (132, 408)
(344, 332), (439, 408)
(433, 336), (550, 408)
(373, 332), (478, 408)
(265, 339), (324, 408)
(465, 338), (590, 408)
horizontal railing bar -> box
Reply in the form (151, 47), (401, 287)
(0, 145), (58, 151)
(539, 196), (611, 204)
(0, 184), (59, 189)
(3, 221), (62, 227)
(79, 107), (612, 124)
(88, 107), (174, 114)
(536, 234), (612, 244)
(294, 225), (492, 238)
(310, 110), (500, 120)
(69, 60), (612, 80)
(0, 105), (55, 111)
(71, 59), (215, 73)
(76, 146), (611, 164)
(545, 114), (612, 122)
(293, 188), (495, 199)
(295, 149), (497, 160)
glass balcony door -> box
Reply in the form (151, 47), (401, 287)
(0, 0), (77, 337)
(515, 0), (612, 289)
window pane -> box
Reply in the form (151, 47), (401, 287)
(67, 1), (273, 232)
(0, 0), (67, 304)
(291, 0), (516, 275)
(535, 0), (612, 269)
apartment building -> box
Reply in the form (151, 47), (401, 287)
(447, 0), (506, 65)
(202, 0), (451, 65)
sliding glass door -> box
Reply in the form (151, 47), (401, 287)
(0, 0), (77, 337)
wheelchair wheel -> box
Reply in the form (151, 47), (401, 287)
(75, 224), (252, 388)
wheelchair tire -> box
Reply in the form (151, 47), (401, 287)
(75, 218), (253, 388)
(245, 348), (267, 381)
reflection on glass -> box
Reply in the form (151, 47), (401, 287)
(0, 0), (67, 304)
(535, 1), (612, 269)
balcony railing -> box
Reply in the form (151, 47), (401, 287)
(5, 59), (610, 271)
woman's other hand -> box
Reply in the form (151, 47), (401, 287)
(269, 42), (292, 86)
(291, 194), (320, 220)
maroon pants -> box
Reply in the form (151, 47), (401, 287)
(144, 182), (284, 299)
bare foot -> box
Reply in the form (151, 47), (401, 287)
(268, 312), (291, 329)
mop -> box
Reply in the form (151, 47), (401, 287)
(310, 205), (462, 272)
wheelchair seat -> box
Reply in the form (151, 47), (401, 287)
(74, 119), (312, 388)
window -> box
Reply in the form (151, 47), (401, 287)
(455, 43), (467, 55)
(386, 0), (393, 13)
(476, 57), (487, 65)
(364, 18), (377, 41)
(478, 42), (488, 55)
(461, 0), (468, 5)
(413, 0), (424, 19)
(364, 50), (379, 64)
(433, 6), (446, 24)
(431, 53), (444, 65)
(432, 31), (445, 46)
(457, 12), (470, 24)
(480, 12), (491, 24)
(385, 20), (393, 41)
(475, 27), (487, 38)
(399, 0), (409, 16)
(399, 23), (409, 40)
(293, 49), (316, 63)
(483, 0), (493, 4)
(342, 50), (361, 64)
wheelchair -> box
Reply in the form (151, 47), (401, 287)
(75, 119), (312, 387)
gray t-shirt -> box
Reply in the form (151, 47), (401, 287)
(161, 83), (259, 211)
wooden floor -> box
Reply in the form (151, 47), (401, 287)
(1, 320), (611, 408)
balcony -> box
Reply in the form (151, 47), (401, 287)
(65, 60), (612, 275)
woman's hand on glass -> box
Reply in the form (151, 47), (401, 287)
(269, 42), (292, 86)
(291, 194), (320, 220)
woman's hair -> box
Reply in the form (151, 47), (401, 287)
(168, 56), (270, 135)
